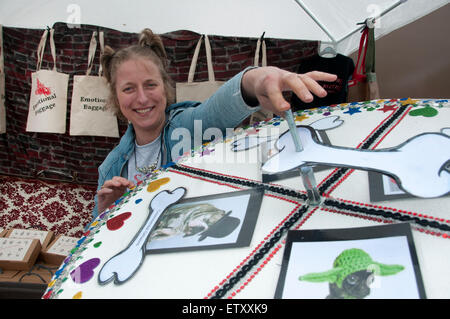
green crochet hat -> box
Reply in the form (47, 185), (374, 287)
(299, 248), (404, 288)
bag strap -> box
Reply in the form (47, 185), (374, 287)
(0, 24), (4, 75)
(98, 31), (105, 76)
(348, 27), (369, 87)
(204, 35), (215, 81)
(36, 29), (48, 71)
(187, 35), (215, 83)
(254, 38), (267, 67)
(187, 35), (202, 83)
(49, 28), (57, 71)
(85, 31), (105, 76)
(86, 31), (98, 76)
(249, 38), (271, 124)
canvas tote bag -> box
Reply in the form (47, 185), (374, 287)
(69, 31), (119, 137)
(26, 29), (69, 133)
(249, 38), (273, 124)
(0, 24), (6, 134)
(176, 35), (225, 102)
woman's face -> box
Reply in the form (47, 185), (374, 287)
(115, 57), (167, 144)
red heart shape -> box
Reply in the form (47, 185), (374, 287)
(107, 212), (132, 231)
(42, 289), (53, 299)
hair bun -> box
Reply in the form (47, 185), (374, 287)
(101, 45), (116, 82)
(138, 28), (167, 66)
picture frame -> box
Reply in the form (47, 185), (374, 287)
(368, 170), (413, 202)
(145, 187), (264, 254)
(275, 223), (426, 299)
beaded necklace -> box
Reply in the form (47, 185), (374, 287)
(134, 142), (161, 174)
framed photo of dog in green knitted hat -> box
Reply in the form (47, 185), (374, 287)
(275, 223), (426, 299)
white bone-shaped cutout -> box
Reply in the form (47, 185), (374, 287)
(262, 126), (450, 198)
(308, 115), (343, 131)
(442, 128), (450, 136)
(231, 116), (343, 152)
(98, 187), (186, 285)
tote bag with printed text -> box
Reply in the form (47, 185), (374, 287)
(26, 29), (69, 133)
(69, 31), (119, 137)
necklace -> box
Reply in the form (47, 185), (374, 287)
(134, 144), (161, 175)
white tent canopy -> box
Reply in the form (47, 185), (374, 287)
(0, 0), (447, 55)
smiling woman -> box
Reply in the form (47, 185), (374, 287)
(91, 28), (337, 220)
(101, 29), (175, 124)
(114, 58), (167, 145)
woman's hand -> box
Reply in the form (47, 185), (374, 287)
(241, 66), (338, 116)
(97, 176), (135, 213)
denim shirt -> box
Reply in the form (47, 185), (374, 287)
(92, 67), (260, 218)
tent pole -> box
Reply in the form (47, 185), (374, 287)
(294, 0), (407, 45)
(337, 0), (407, 43)
(293, 0), (336, 44)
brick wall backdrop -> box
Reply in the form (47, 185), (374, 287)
(0, 22), (317, 185)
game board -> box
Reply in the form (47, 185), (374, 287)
(43, 98), (450, 299)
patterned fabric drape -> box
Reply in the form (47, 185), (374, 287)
(0, 175), (95, 237)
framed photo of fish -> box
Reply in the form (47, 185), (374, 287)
(145, 187), (264, 254)
(274, 223), (426, 299)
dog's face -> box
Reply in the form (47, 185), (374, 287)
(328, 270), (374, 299)
(342, 270), (374, 298)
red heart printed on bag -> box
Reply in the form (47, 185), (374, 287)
(107, 212), (132, 231)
